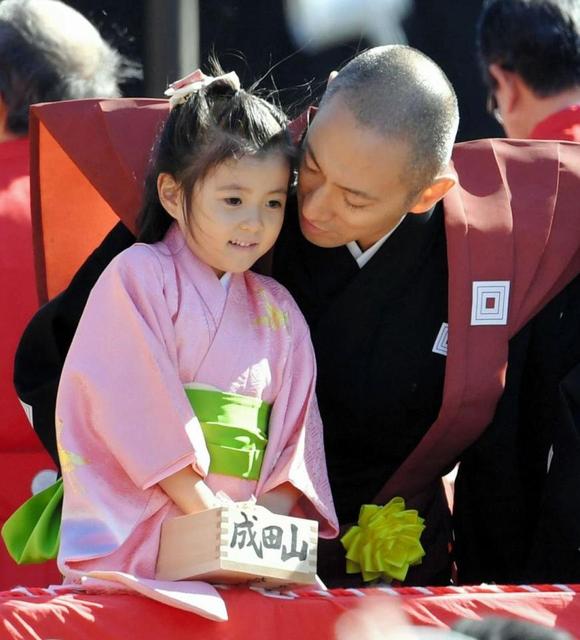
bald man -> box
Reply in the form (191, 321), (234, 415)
(0, 0), (135, 588)
(273, 46), (580, 585)
(273, 47), (457, 584)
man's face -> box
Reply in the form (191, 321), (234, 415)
(298, 95), (418, 250)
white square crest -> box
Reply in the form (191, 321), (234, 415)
(432, 322), (449, 356)
(471, 281), (510, 326)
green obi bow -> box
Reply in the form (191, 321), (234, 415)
(185, 387), (271, 481)
(1, 388), (271, 565)
(1, 478), (63, 564)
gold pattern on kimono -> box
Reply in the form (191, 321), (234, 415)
(56, 418), (88, 493)
(254, 289), (289, 331)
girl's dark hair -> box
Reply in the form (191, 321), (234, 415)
(137, 64), (294, 243)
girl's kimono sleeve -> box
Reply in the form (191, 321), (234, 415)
(256, 315), (338, 539)
(57, 245), (210, 490)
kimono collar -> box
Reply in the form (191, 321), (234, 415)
(346, 215), (407, 268)
(530, 104), (580, 142)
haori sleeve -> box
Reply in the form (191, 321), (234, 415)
(257, 317), (339, 539)
(56, 245), (210, 490)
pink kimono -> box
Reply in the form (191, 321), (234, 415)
(56, 223), (338, 591)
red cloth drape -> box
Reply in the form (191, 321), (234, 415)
(1, 584), (579, 639)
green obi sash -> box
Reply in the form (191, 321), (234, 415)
(185, 387), (271, 481)
(1, 388), (271, 564)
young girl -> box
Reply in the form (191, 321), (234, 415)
(55, 69), (338, 588)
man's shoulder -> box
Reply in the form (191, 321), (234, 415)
(444, 138), (580, 333)
(448, 138), (580, 231)
(452, 136), (580, 164)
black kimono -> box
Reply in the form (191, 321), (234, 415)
(454, 274), (580, 584)
(272, 200), (455, 584)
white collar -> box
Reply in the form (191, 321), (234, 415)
(346, 215), (406, 268)
(220, 272), (232, 290)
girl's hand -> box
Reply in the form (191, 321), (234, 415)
(256, 483), (300, 516)
(158, 465), (218, 515)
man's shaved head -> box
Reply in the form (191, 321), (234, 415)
(321, 45), (459, 194)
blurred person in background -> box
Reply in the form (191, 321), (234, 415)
(478, 0), (580, 141)
(451, 0), (580, 586)
(453, 616), (573, 640)
(334, 598), (573, 639)
(0, 0), (137, 588)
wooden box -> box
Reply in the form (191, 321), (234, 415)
(156, 504), (318, 587)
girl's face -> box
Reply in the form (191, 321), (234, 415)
(160, 152), (290, 277)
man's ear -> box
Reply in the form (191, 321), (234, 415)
(157, 173), (183, 220)
(488, 63), (519, 113)
(409, 174), (456, 213)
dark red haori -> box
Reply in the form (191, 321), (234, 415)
(378, 138), (580, 505)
